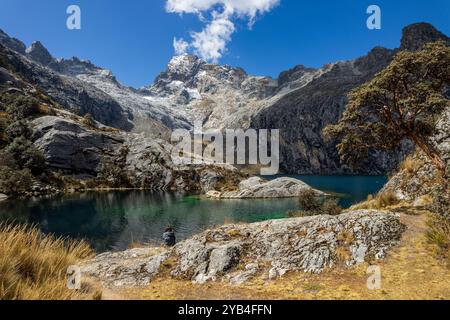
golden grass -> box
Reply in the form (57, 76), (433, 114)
(352, 191), (400, 210)
(0, 223), (100, 300)
(427, 214), (450, 267)
(399, 155), (421, 174)
(337, 229), (355, 245)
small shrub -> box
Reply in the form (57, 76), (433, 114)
(355, 191), (400, 210)
(400, 156), (421, 174)
(335, 246), (351, 263)
(2, 94), (40, 120)
(321, 199), (343, 216)
(0, 167), (34, 196)
(5, 120), (32, 140)
(82, 113), (97, 128)
(375, 191), (400, 208)
(426, 214), (450, 267)
(337, 229), (355, 245)
(97, 158), (130, 188)
(298, 189), (322, 212)
(0, 137), (46, 174)
(291, 190), (343, 217)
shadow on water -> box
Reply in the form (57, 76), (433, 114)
(0, 176), (387, 252)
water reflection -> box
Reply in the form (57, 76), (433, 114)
(0, 176), (387, 252)
(0, 192), (297, 252)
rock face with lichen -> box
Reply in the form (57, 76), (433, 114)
(381, 105), (450, 201)
(81, 210), (405, 287)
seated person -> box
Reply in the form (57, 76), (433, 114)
(162, 227), (176, 247)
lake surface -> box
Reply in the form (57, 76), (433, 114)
(0, 175), (387, 252)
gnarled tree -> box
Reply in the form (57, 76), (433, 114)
(323, 41), (450, 173)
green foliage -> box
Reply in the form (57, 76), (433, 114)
(0, 113), (10, 147)
(297, 189), (323, 212)
(1, 93), (40, 120)
(0, 166), (33, 195)
(323, 42), (450, 172)
(0, 137), (45, 175)
(427, 214), (450, 267)
(5, 120), (32, 140)
(292, 189), (343, 217)
(321, 198), (344, 216)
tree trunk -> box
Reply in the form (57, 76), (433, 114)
(408, 133), (446, 173)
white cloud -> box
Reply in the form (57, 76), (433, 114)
(173, 37), (189, 55)
(166, 0), (279, 62)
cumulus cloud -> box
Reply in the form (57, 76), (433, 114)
(166, 0), (279, 62)
(173, 37), (189, 55)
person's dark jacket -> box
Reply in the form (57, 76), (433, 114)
(162, 231), (176, 247)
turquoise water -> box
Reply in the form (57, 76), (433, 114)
(0, 175), (387, 252)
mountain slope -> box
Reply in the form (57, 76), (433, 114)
(251, 23), (449, 174)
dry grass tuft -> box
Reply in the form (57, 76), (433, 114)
(400, 156), (421, 174)
(426, 215), (450, 267)
(0, 223), (99, 300)
(352, 191), (400, 210)
(337, 229), (355, 245)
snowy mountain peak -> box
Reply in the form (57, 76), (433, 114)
(167, 54), (204, 75)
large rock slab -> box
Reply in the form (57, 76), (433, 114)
(82, 210), (405, 287)
(206, 176), (324, 199)
(81, 248), (169, 287)
(31, 116), (124, 176)
(30, 116), (244, 191)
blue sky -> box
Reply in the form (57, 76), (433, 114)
(0, 0), (448, 88)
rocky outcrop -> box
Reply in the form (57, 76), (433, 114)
(25, 41), (54, 67)
(0, 29), (25, 54)
(400, 23), (450, 52)
(0, 43), (134, 131)
(206, 176), (324, 199)
(82, 210), (405, 287)
(31, 116), (124, 176)
(81, 248), (170, 287)
(29, 115), (244, 191)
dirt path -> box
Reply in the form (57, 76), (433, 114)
(103, 213), (450, 300)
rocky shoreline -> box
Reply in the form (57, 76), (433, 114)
(81, 210), (405, 287)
